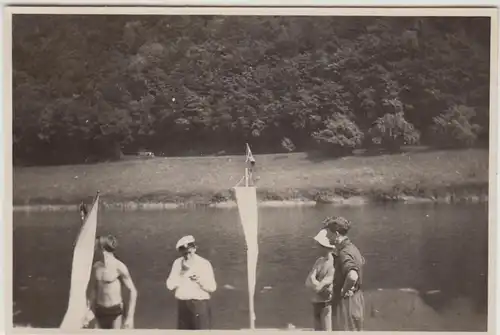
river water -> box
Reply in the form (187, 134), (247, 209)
(13, 203), (488, 331)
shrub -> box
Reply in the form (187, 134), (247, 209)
(281, 137), (296, 152)
(369, 112), (420, 151)
(431, 104), (482, 148)
(311, 113), (364, 156)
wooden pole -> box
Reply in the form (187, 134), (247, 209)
(249, 284), (255, 330)
(245, 167), (254, 328)
(245, 146), (254, 329)
(245, 168), (249, 187)
(247, 236), (255, 330)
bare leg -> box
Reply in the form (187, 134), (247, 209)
(313, 303), (332, 331)
(313, 304), (322, 331)
(321, 305), (332, 331)
(112, 315), (123, 329)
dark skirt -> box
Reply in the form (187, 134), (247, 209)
(177, 299), (212, 330)
(332, 290), (365, 331)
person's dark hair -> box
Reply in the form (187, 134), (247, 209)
(323, 216), (351, 236)
(178, 242), (196, 251)
(97, 235), (118, 252)
(336, 226), (349, 236)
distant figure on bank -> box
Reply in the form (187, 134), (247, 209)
(84, 235), (138, 329)
(322, 216), (365, 331)
(247, 156), (258, 185)
(305, 229), (337, 331)
(166, 235), (217, 330)
(245, 144), (258, 184)
(249, 156), (256, 169)
(79, 201), (88, 221)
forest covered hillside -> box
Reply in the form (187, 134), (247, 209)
(12, 15), (491, 166)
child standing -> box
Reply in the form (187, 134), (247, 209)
(305, 229), (337, 331)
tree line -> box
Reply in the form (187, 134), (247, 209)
(12, 15), (490, 166)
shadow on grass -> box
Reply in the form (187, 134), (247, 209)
(417, 282), (488, 317)
(305, 150), (346, 163)
(305, 146), (440, 163)
(363, 288), (487, 331)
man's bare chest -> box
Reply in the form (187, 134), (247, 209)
(95, 264), (120, 284)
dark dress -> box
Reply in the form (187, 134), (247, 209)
(332, 238), (365, 331)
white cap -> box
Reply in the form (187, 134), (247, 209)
(176, 235), (195, 250)
(313, 229), (335, 249)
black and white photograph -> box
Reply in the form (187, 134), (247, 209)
(5, 5), (498, 333)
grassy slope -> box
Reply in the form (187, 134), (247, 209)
(13, 148), (489, 205)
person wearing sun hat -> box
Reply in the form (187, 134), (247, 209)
(321, 216), (365, 331)
(305, 229), (337, 331)
(166, 235), (217, 330)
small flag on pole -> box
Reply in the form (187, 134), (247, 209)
(246, 143), (256, 165)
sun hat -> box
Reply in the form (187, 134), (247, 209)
(176, 235), (196, 250)
(313, 229), (336, 249)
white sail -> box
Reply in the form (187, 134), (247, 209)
(234, 186), (259, 329)
(60, 193), (100, 330)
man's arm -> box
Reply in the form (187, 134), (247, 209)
(195, 260), (217, 293)
(118, 262), (138, 327)
(342, 270), (358, 294)
(305, 258), (321, 288)
(305, 268), (319, 288)
(314, 260), (335, 292)
(339, 252), (360, 296)
(317, 270), (335, 291)
(166, 259), (181, 291)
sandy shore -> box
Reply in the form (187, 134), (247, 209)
(13, 287), (486, 331)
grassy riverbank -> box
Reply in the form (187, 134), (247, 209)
(13, 148), (489, 209)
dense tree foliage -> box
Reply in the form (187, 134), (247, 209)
(12, 15), (490, 165)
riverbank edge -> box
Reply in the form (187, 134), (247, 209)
(12, 186), (489, 212)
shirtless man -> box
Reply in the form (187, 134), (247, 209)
(84, 235), (138, 329)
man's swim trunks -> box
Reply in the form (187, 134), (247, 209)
(94, 303), (123, 329)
